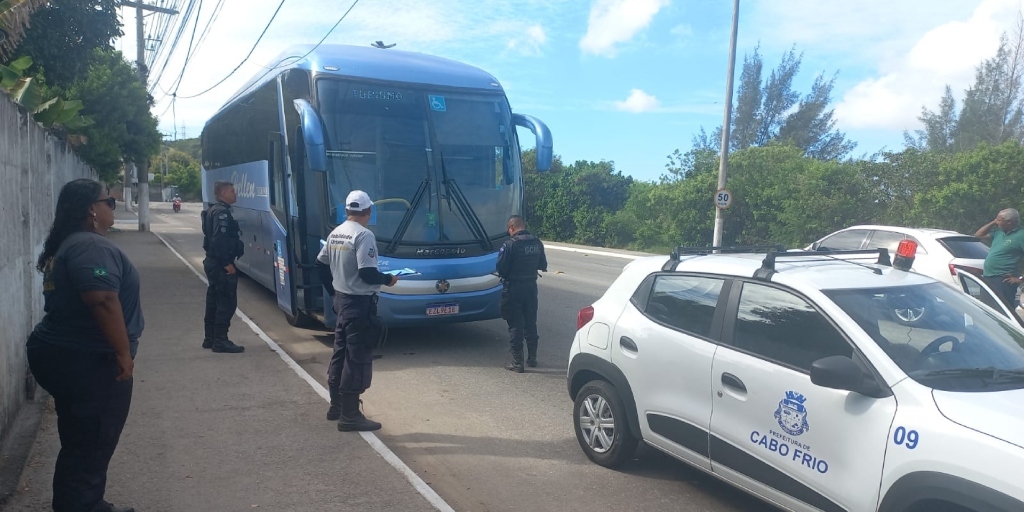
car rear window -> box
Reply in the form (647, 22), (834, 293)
(937, 236), (989, 259)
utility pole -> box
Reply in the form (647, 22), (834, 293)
(124, 1), (177, 231)
(713, 0), (740, 248)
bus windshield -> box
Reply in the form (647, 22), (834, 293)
(317, 79), (521, 247)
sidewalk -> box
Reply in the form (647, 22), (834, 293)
(4, 226), (438, 511)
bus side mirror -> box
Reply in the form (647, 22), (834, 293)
(293, 99), (327, 173)
(513, 113), (552, 172)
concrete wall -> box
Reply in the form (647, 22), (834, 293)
(0, 91), (96, 442)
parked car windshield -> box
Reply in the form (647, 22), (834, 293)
(824, 283), (1024, 391)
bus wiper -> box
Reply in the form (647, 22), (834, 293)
(385, 177), (430, 254)
(438, 152), (492, 251)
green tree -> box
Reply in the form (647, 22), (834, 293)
(8, 0), (121, 88)
(60, 49), (160, 182)
(905, 86), (959, 152)
(153, 147), (201, 200)
(686, 45), (855, 160)
(910, 21), (1024, 152)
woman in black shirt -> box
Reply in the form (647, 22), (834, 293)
(27, 178), (143, 512)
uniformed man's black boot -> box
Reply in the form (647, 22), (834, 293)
(211, 327), (245, 353)
(202, 324), (214, 349)
(337, 393), (381, 432)
(526, 342), (538, 368)
(326, 391), (342, 421)
(505, 348), (525, 373)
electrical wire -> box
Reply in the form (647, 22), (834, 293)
(168, 0), (203, 97)
(174, 0), (289, 99)
(183, 0), (361, 101)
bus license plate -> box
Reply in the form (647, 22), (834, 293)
(426, 302), (459, 316)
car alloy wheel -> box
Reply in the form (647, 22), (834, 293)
(579, 394), (615, 453)
(573, 379), (638, 468)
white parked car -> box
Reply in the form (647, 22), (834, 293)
(804, 225), (988, 290)
(567, 244), (1024, 512)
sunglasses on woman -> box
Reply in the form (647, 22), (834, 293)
(95, 197), (117, 210)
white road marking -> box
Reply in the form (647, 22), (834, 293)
(151, 231), (456, 512)
(543, 242), (647, 260)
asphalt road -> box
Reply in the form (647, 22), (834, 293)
(140, 201), (775, 512)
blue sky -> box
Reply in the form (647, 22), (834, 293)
(117, 0), (1022, 182)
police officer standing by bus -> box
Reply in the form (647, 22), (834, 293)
(316, 190), (397, 431)
(201, 181), (245, 354)
(496, 215), (547, 373)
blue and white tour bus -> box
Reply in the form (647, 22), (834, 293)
(200, 44), (553, 328)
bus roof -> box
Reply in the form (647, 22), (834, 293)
(223, 44), (504, 108)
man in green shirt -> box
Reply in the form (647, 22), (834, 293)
(975, 208), (1024, 310)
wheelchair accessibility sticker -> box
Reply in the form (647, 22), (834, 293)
(429, 95), (447, 112)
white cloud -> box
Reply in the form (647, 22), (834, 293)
(579, 0), (670, 57)
(507, 24), (547, 55)
(835, 0), (1016, 130)
(615, 89), (661, 112)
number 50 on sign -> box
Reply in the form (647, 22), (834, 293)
(715, 189), (732, 209)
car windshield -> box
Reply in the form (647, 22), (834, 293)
(824, 283), (1024, 391)
(316, 79), (521, 247)
(937, 236), (989, 259)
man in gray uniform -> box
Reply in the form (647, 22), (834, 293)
(316, 190), (398, 431)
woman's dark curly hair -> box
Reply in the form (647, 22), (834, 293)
(37, 179), (103, 272)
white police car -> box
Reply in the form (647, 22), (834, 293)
(567, 242), (1024, 512)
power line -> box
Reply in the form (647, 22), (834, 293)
(174, 0), (289, 99)
(183, 0), (361, 101)
(157, 0), (223, 95)
(169, 0), (203, 97)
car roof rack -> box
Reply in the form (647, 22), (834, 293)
(662, 245), (788, 271)
(753, 249), (892, 281)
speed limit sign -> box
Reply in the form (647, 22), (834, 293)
(715, 188), (732, 209)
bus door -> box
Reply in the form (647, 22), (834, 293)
(268, 132), (297, 320)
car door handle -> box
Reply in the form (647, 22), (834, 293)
(721, 373), (746, 393)
(619, 336), (638, 353)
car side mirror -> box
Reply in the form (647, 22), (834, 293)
(810, 356), (888, 398)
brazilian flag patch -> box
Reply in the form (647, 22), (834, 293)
(93, 267), (108, 277)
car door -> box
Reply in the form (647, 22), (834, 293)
(812, 229), (870, 251)
(612, 273), (728, 470)
(956, 270), (1023, 326)
(708, 280), (896, 512)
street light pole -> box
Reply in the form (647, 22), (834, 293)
(713, 0), (740, 248)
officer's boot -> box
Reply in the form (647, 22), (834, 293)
(505, 347), (525, 373)
(526, 342), (538, 368)
(202, 324), (214, 349)
(326, 390), (342, 421)
(211, 326), (245, 353)
(337, 393), (381, 432)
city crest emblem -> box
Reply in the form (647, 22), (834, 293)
(774, 391), (810, 436)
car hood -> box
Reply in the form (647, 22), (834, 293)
(933, 388), (1024, 449)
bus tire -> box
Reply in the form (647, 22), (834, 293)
(285, 310), (313, 328)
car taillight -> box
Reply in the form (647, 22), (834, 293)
(577, 306), (594, 331)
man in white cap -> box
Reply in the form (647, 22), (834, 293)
(315, 190), (398, 431)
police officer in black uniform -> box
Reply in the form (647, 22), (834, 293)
(496, 215), (547, 372)
(201, 180), (245, 353)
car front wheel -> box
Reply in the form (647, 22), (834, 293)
(573, 380), (638, 468)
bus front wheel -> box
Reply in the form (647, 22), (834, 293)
(285, 309), (313, 328)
